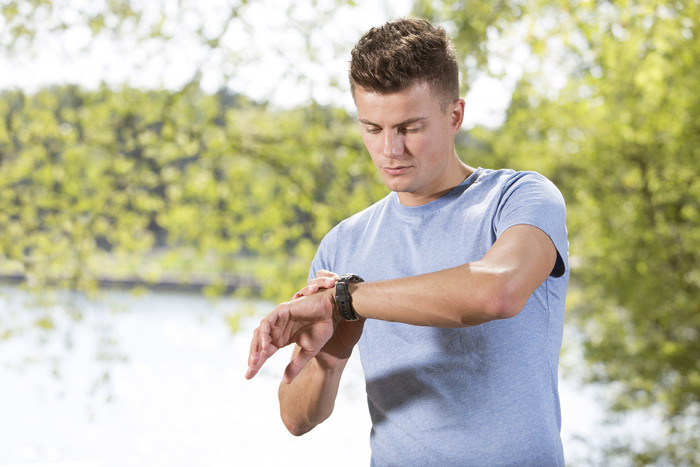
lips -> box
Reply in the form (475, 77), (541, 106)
(383, 166), (411, 175)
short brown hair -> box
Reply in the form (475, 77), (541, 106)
(349, 18), (460, 110)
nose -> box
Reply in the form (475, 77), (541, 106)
(383, 130), (404, 158)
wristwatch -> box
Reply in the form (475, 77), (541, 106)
(335, 274), (364, 321)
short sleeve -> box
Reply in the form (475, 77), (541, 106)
(494, 172), (568, 278)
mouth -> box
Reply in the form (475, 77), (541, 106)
(383, 166), (411, 175)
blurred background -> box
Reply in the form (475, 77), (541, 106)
(0, 0), (698, 465)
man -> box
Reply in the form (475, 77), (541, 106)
(246, 18), (568, 466)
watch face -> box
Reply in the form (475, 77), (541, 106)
(341, 274), (364, 283)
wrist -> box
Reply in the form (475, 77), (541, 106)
(328, 284), (341, 323)
(314, 348), (351, 372)
(335, 274), (364, 321)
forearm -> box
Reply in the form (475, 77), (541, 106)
(278, 346), (349, 436)
(349, 264), (516, 327)
(349, 225), (556, 327)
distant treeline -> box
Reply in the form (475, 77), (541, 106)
(0, 84), (386, 300)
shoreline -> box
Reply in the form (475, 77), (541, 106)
(0, 273), (260, 295)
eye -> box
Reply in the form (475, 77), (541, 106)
(402, 126), (421, 133)
(365, 126), (381, 134)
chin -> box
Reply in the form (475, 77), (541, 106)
(385, 184), (411, 194)
(382, 178), (411, 193)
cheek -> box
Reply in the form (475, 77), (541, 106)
(419, 130), (450, 159)
(362, 135), (382, 160)
(404, 136), (431, 161)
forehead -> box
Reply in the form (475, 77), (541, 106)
(354, 83), (442, 124)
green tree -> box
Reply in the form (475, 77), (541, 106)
(0, 85), (384, 307)
(417, 0), (700, 464)
(1, 0), (395, 311)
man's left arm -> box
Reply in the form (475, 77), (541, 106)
(246, 223), (558, 382)
(348, 223), (557, 327)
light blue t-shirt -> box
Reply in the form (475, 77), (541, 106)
(309, 168), (569, 466)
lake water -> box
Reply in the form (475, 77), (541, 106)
(0, 287), (620, 466)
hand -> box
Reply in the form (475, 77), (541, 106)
(245, 289), (338, 384)
(292, 269), (339, 299)
(291, 270), (365, 367)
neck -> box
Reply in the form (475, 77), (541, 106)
(397, 160), (474, 207)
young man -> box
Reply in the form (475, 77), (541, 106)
(246, 18), (568, 466)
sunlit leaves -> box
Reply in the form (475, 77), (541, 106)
(433, 0), (700, 462)
(1, 84), (382, 302)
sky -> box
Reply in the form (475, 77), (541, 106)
(0, 0), (513, 128)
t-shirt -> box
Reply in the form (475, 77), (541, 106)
(309, 168), (569, 466)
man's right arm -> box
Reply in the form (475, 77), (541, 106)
(278, 343), (350, 436)
(278, 318), (364, 436)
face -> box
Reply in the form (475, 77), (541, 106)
(354, 82), (467, 206)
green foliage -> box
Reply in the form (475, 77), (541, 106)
(0, 84), (385, 302)
(424, 0), (700, 463)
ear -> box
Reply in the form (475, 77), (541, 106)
(449, 99), (465, 132)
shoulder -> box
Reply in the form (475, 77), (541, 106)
(478, 168), (559, 190)
(475, 168), (564, 205)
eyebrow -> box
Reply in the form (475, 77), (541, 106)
(358, 116), (427, 128)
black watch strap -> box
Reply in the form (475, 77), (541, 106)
(336, 274), (364, 321)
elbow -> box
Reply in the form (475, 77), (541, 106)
(278, 376), (336, 436)
(453, 260), (541, 325)
(284, 420), (313, 437)
(281, 410), (316, 436)
(483, 270), (531, 321)
(461, 284), (524, 326)
(486, 293), (523, 321)
(280, 410), (326, 437)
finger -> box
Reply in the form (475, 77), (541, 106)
(245, 360), (260, 380)
(292, 277), (336, 299)
(305, 277), (337, 291)
(245, 327), (262, 379)
(246, 314), (277, 379)
(246, 335), (278, 380)
(293, 284), (320, 299)
(292, 288), (310, 299)
(292, 273), (339, 299)
(282, 347), (317, 384)
(319, 277), (337, 287)
(246, 350), (270, 380)
(259, 317), (272, 351)
(316, 269), (339, 280)
(247, 326), (261, 364)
